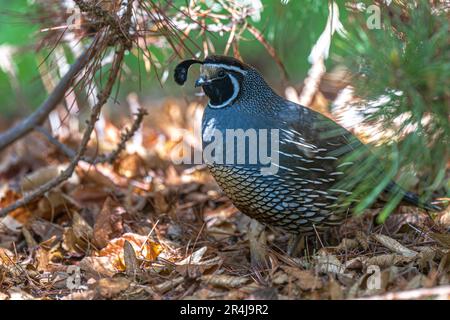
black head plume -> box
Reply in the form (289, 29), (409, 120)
(174, 59), (203, 85)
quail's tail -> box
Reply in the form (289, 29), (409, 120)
(386, 182), (441, 212)
(401, 190), (442, 211)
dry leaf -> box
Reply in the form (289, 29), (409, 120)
(333, 238), (360, 252)
(206, 220), (236, 241)
(115, 153), (143, 178)
(416, 247), (436, 269)
(153, 189), (169, 214)
(72, 211), (93, 242)
(69, 185), (109, 203)
(95, 277), (131, 299)
(272, 271), (289, 285)
(62, 290), (96, 300)
(365, 254), (412, 268)
(201, 274), (251, 288)
(0, 190), (33, 230)
(247, 287), (278, 300)
(36, 190), (67, 220)
(98, 233), (162, 272)
(19, 164), (78, 193)
(405, 274), (426, 290)
(20, 165), (67, 191)
(355, 231), (369, 250)
(8, 287), (35, 300)
(175, 246), (222, 276)
(22, 227), (37, 248)
(93, 197), (124, 249)
(80, 256), (117, 278)
(0, 247), (16, 268)
(76, 166), (116, 188)
(438, 205), (450, 228)
(430, 233), (450, 249)
(328, 276), (344, 300)
(283, 267), (323, 291)
(314, 254), (345, 274)
(62, 227), (86, 254)
(29, 218), (63, 243)
(345, 257), (364, 270)
(62, 211), (94, 254)
(437, 252), (450, 275)
(123, 240), (139, 276)
(34, 247), (50, 272)
(372, 234), (418, 257)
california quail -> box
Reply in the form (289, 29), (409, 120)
(174, 55), (439, 235)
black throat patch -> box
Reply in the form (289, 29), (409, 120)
(202, 74), (237, 107)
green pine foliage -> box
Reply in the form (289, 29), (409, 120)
(333, 0), (449, 221)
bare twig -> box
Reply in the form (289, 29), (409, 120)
(36, 108), (147, 164)
(0, 0), (137, 217)
(35, 126), (77, 158)
(93, 108), (148, 164)
(0, 46), (126, 218)
(0, 46), (94, 152)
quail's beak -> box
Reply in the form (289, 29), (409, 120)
(195, 76), (208, 87)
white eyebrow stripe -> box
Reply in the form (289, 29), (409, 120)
(203, 63), (247, 75)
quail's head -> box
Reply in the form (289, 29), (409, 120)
(174, 55), (259, 109)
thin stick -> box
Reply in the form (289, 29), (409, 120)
(0, 46), (126, 218)
(92, 108), (148, 164)
(35, 126), (77, 158)
(0, 0), (136, 217)
(37, 108), (148, 164)
(0, 46), (93, 152)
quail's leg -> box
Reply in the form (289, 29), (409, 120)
(287, 234), (304, 256)
(248, 219), (268, 269)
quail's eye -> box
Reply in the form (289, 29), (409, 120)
(218, 70), (226, 77)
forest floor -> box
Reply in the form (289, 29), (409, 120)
(0, 99), (449, 300)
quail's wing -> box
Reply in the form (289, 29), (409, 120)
(277, 101), (368, 175)
(277, 102), (439, 212)
(267, 101), (378, 222)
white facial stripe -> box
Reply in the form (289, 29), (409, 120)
(208, 74), (240, 109)
(203, 63), (247, 75)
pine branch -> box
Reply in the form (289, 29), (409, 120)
(0, 46), (126, 218)
(0, 0), (137, 217)
(0, 46), (93, 152)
